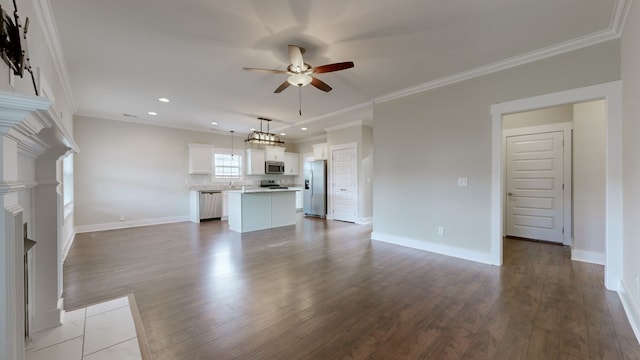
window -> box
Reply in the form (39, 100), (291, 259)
(62, 153), (74, 206)
(214, 152), (242, 180)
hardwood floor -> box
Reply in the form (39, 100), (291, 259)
(63, 216), (640, 359)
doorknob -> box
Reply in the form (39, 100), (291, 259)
(507, 192), (513, 196)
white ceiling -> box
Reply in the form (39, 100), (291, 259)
(49, 0), (619, 142)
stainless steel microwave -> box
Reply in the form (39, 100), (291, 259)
(265, 161), (285, 174)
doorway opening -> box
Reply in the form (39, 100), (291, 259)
(490, 81), (623, 291)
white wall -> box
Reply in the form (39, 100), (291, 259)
(74, 116), (301, 230)
(573, 100), (606, 258)
(74, 116), (224, 228)
(372, 40), (620, 260)
(621, 0), (640, 339)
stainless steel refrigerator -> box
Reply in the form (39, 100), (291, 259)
(303, 160), (327, 217)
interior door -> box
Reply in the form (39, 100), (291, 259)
(332, 147), (357, 222)
(506, 131), (564, 243)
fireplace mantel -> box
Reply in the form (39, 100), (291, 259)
(0, 90), (78, 360)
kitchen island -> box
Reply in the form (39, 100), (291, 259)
(227, 189), (297, 233)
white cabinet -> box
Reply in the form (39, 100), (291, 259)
(246, 149), (265, 175)
(284, 152), (299, 175)
(265, 146), (285, 161)
(312, 143), (328, 160)
(188, 144), (213, 174)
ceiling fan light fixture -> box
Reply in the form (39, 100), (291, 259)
(287, 73), (312, 87)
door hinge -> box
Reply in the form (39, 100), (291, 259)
(562, 227), (565, 234)
(562, 184), (564, 190)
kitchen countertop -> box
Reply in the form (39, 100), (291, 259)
(226, 188), (299, 193)
(190, 184), (303, 191)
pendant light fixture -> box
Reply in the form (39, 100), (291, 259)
(245, 117), (284, 146)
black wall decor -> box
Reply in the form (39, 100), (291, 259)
(0, 0), (38, 95)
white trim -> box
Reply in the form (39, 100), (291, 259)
(74, 216), (190, 234)
(611, 0), (634, 35)
(325, 120), (364, 132)
(619, 279), (640, 345)
(490, 81), (623, 289)
(371, 232), (494, 265)
(571, 249), (606, 265)
(328, 142), (358, 223)
(356, 217), (372, 225)
(32, 0), (76, 112)
(503, 122), (573, 246)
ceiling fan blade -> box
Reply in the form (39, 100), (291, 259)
(288, 45), (305, 70)
(311, 77), (332, 92)
(313, 61), (354, 74)
(243, 67), (288, 74)
(274, 80), (291, 93)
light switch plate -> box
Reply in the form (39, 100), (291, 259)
(457, 177), (468, 187)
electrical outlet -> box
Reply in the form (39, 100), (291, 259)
(437, 226), (445, 236)
(457, 177), (468, 187)
(120, 215), (126, 222)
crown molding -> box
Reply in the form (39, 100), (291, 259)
(273, 102), (373, 132)
(274, 2), (630, 132)
(374, 1), (629, 104)
(291, 134), (327, 144)
(611, 0), (633, 34)
(32, 0), (77, 112)
(325, 120), (365, 133)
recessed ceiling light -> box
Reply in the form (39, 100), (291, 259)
(250, 128), (256, 131)
(280, 133), (286, 136)
(148, 111), (158, 116)
(211, 122), (218, 125)
(158, 97), (170, 103)
(301, 127), (307, 131)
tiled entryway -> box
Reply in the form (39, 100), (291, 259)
(25, 295), (147, 360)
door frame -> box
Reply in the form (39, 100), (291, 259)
(328, 142), (358, 222)
(503, 122), (573, 246)
(490, 81), (622, 291)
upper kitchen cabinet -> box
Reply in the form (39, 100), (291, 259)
(312, 143), (328, 160)
(265, 146), (285, 161)
(188, 144), (213, 174)
(246, 149), (265, 175)
(284, 152), (299, 175)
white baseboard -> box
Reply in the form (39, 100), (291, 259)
(571, 249), (606, 265)
(371, 231), (494, 265)
(356, 217), (373, 225)
(31, 304), (63, 333)
(618, 279), (640, 345)
(75, 215), (190, 234)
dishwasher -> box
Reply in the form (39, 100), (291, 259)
(199, 191), (222, 220)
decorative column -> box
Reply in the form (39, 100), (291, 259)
(0, 132), (26, 360)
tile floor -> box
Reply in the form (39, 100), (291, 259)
(25, 296), (143, 360)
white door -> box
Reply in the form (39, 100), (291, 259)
(332, 147), (357, 222)
(506, 131), (564, 243)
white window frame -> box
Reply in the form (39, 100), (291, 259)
(212, 149), (243, 182)
(61, 153), (74, 219)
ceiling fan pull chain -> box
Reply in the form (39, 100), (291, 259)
(299, 86), (302, 116)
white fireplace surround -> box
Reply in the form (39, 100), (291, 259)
(0, 91), (78, 360)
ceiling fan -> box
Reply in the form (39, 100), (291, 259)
(243, 45), (354, 93)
